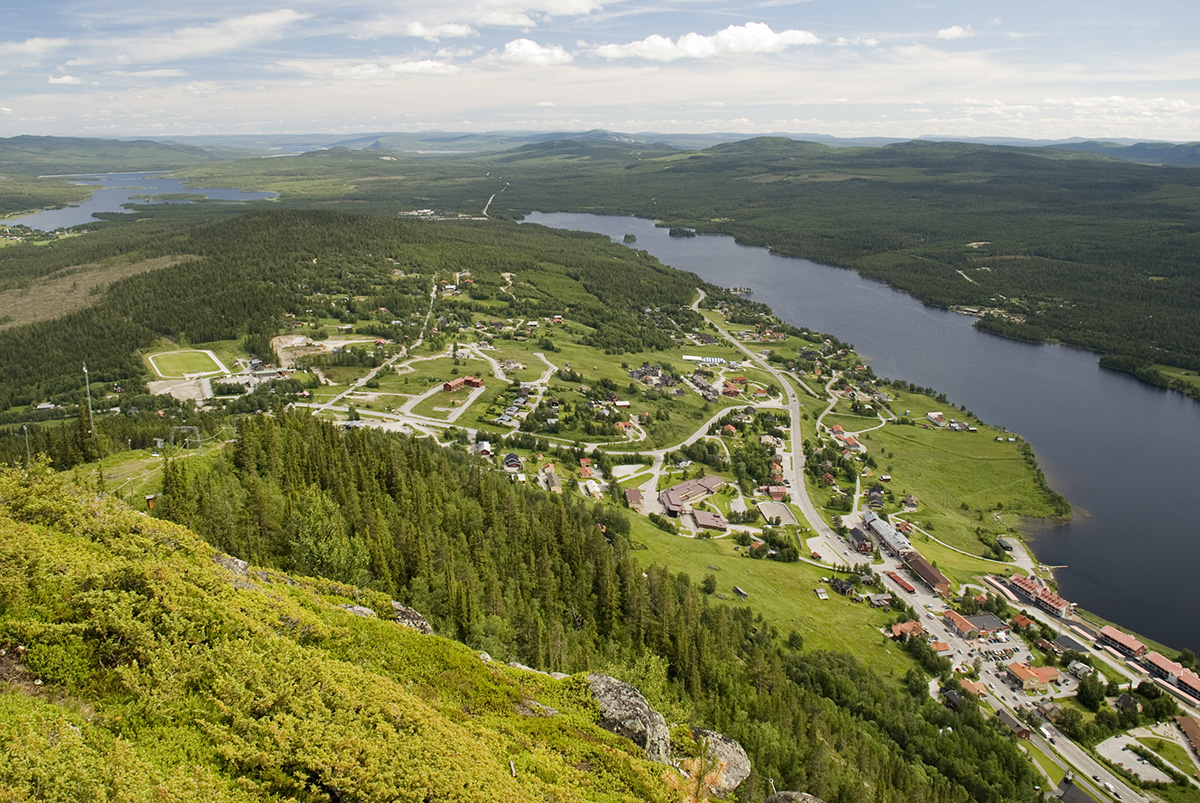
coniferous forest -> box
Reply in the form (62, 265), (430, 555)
(152, 410), (1042, 803)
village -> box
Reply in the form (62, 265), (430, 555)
(108, 269), (1200, 803)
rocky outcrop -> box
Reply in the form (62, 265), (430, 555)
(691, 727), (751, 796)
(586, 673), (670, 764)
(211, 553), (258, 590)
(390, 601), (434, 634)
(340, 604), (376, 618)
(765, 793), (827, 803)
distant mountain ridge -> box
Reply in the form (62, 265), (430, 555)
(0, 134), (215, 175)
(147, 129), (1200, 166)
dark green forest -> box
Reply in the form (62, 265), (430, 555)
(152, 410), (1043, 802)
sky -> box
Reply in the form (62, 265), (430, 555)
(1, 0), (1197, 141)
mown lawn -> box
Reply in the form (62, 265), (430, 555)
(627, 516), (913, 678)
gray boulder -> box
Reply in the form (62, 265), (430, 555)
(340, 604), (377, 618)
(691, 728), (751, 796)
(586, 673), (671, 764)
(390, 601), (434, 634)
(765, 794), (827, 803)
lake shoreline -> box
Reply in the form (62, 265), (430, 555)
(525, 211), (1200, 653)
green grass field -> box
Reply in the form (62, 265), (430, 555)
(145, 348), (224, 378)
(1137, 736), (1198, 775)
(627, 516), (913, 677)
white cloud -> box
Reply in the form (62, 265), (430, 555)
(477, 11), (536, 27)
(833, 36), (879, 47)
(48, 75), (82, 84)
(0, 106), (12, 113)
(475, 0), (605, 18)
(105, 68), (186, 78)
(537, 100), (557, 106)
(335, 62), (386, 80)
(116, 9), (310, 64)
(498, 39), (572, 65)
(390, 60), (462, 75)
(406, 22), (477, 41)
(184, 81), (220, 96)
(936, 25), (973, 40)
(595, 22), (820, 62)
(0, 37), (69, 59)
(1042, 95), (1193, 114)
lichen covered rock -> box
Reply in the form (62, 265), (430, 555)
(586, 673), (670, 764)
(691, 727), (751, 796)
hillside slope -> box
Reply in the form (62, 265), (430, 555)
(0, 463), (675, 803)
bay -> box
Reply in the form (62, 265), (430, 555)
(526, 212), (1200, 653)
(7, 172), (276, 230)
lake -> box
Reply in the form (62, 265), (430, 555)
(526, 212), (1200, 653)
(6, 172), (277, 230)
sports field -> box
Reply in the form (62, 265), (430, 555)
(146, 349), (227, 378)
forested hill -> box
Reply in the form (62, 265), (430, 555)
(1049, 140), (1200, 166)
(0, 135), (215, 175)
(152, 412), (1041, 802)
(0, 463), (681, 802)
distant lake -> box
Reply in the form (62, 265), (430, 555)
(526, 212), (1200, 654)
(6, 172), (277, 230)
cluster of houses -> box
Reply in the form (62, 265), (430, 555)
(1098, 626), (1200, 701)
(689, 373), (722, 403)
(828, 424), (867, 455)
(736, 326), (790, 344)
(494, 388), (539, 427)
(628, 363), (678, 389)
(923, 411), (977, 432)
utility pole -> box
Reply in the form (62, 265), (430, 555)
(83, 362), (94, 438)
(23, 425), (31, 468)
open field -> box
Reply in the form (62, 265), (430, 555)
(628, 516), (912, 678)
(865, 421), (1056, 556)
(907, 531), (1013, 587)
(144, 348), (227, 378)
(1153, 364), (1200, 391)
(1138, 736), (1197, 776)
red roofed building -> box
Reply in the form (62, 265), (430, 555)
(943, 610), (979, 639)
(1144, 652), (1200, 698)
(1036, 589), (1074, 618)
(960, 679), (987, 697)
(1007, 662), (1059, 692)
(1012, 614), (1034, 630)
(1100, 625), (1147, 658)
(1180, 669), (1200, 700)
(464, 376), (484, 388)
(891, 620), (925, 641)
(443, 377), (466, 392)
